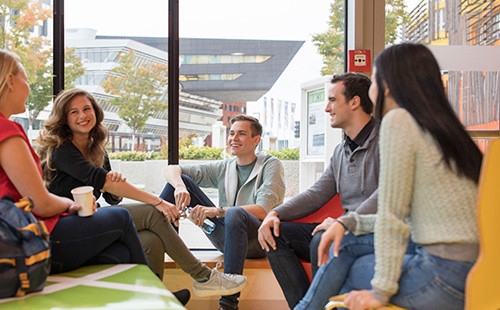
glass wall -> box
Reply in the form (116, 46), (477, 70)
(65, 0), (171, 153)
(2, 0), (54, 140)
(9, 0), (343, 250)
(175, 0), (342, 249)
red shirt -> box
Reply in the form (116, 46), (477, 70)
(0, 113), (60, 232)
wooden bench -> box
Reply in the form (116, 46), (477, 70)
(164, 250), (271, 270)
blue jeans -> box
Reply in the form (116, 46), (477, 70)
(265, 222), (322, 308)
(294, 233), (376, 310)
(49, 207), (148, 274)
(341, 247), (473, 310)
(160, 175), (265, 310)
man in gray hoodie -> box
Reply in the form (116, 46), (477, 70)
(162, 114), (285, 310)
(258, 72), (378, 308)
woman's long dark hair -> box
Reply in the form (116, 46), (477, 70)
(374, 43), (482, 183)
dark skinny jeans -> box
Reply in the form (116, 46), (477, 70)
(160, 175), (264, 310)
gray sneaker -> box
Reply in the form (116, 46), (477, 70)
(193, 262), (247, 297)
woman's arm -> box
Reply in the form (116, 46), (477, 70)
(52, 143), (109, 193)
(53, 144), (179, 221)
(164, 164), (191, 209)
(0, 137), (77, 217)
(102, 179), (180, 222)
(370, 110), (415, 302)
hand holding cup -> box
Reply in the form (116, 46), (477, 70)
(71, 186), (95, 217)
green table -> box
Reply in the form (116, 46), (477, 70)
(0, 264), (185, 310)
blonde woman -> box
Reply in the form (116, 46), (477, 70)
(0, 50), (148, 274)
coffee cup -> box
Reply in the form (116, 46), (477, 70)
(71, 186), (94, 217)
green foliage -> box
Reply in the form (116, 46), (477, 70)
(312, 0), (345, 76)
(265, 148), (300, 160)
(110, 131), (298, 161)
(179, 146), (225, 160)
(108, 147), (299, 161)
(0, 1), (84, 129)
(179, 131), (198, 149)
(103, 50), (168, 137)
(108, 151), (161, 161)
(385, 0), (409, 44)
(313, 0), (408, 76)
(26, 47), (85, 128)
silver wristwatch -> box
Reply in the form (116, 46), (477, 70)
(216, 206), (225, 218)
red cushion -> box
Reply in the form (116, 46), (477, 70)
(290, 194), (343, 224)
(287, 194), (344, 283)
(300, 260), (313, 282)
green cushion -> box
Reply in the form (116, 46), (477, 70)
(0, 264), (185, 310)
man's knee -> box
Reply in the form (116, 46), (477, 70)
(161, 174), (195, 201)
(266, 224), (301, 256)
(180, 174), (196, 185)
(224, 206), (246, 218)
(266, 233), (289, 257)
(224, 206), (249, 227)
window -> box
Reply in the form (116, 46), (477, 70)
(278, 139), (289, 150)
(60, 0), (340, 250)
(6, 0), (53, 141)
(400, 0), (499, 133)
(39, 20), (48, 37)
(179, 73), (242, 81)
(182, 54), (271, 64)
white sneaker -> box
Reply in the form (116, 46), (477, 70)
(193, 262), (247, 297)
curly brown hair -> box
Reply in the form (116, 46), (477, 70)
(37, 88), (108, 184)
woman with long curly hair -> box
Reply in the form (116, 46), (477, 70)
(37, 88), (247, 296)
(0, 50), (148, 275)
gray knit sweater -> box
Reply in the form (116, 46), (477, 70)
(366, 108), (478, 302)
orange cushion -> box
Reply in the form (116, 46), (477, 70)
(290, 194), (343, 224)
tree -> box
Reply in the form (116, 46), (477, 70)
(312, 0), (408, 76)
(103, 50), (168, 150)
(26, 47), (85, 133)
(0, 0), (29, 48)
(312, 0), (345, 76)
(1, 0), (84, 135)
(1, 0), (51, 81)
(385, 0), (408, 44)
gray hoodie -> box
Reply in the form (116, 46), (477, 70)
(181, 152), (285, 214)
(274, 120), (380, 231)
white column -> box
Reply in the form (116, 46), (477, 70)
(211, 121), (227, 148)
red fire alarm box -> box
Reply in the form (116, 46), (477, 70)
(348, 49), (371, 72)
